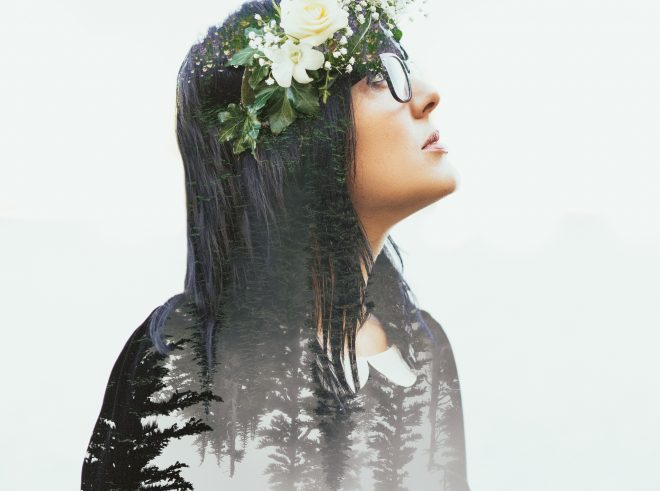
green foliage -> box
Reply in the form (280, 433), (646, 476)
(253, 85), (280, 110)
(248, 64), (270, 89)
(241, 69), (256, 105)
(266, 87), (296, 135)
(262, 80), (321, 136)
(217, 103), (262, 155)
(289, 80), (320, 116)
(226, 46), (259, 67)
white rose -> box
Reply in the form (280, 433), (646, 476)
(263, 39), (325, 87)
(279, 0), (349, 47)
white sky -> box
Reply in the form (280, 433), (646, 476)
(1, 1), (658, 490)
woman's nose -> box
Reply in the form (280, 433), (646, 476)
(409, 75), (440, 118)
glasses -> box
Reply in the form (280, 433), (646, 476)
(367, 52), (413, 103)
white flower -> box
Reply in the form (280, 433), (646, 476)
(263, 38), (325, 87)
(346, 64), (353, 73)
(254, 13), (262, 21)
(357, 13), (366, 24)
(265, 77), (275, 85)
(248, 31), (257, 40)
(339, 35), (348, 45)
(324, 60), (332, 70)
(264, 32), (277, 44)
(371, 12), (380, 20)
(348, 56), (355, 64)
(332, 50), (341, 58)
(339, 47), (347, 55)
(258, 57), (266, 66)
(346, 27), (354, 36)
(279, 0), (349, 47)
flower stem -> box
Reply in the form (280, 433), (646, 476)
(271, 0), (281, 16)
(322, 71), (333, 104)
(347, 15), (373, 60)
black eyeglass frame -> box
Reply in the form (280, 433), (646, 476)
(371, 52), (413, 103)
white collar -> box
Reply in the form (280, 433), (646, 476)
(342, 344), (417, 393)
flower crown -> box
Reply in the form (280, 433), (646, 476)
(209, 0), (425, 156)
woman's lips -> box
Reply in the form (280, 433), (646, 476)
(422, 140), (448, 153)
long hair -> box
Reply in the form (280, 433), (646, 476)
(147, 0), (432, 398)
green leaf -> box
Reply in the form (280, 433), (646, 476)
(267, 87), (296, 134)
(252, 85), (280, 111)
(241, 69), (255, 105)
(240, 106), (262, 151)
(226, 46), (258, 67)
(289, 81), (320, 116)
(248, 64), (270, 89)
(393, 27), (403, 42)
(217, 103), (262, 155)
(218, 104), (244, 143)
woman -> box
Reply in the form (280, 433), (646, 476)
(81, 1), (469, 489)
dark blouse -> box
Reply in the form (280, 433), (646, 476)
(81, 301), (471, 490)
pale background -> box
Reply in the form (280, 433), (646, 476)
(1, 0), (659, 490)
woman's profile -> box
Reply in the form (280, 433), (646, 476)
(80, 0), (469, 489)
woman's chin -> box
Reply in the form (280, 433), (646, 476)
(444, 157), (460, 192)
(429, 155), (460, 195)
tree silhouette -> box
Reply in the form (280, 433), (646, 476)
(365, 372), (427, 491)
(82, 302), (471, 490)
(256, 322), (320, 490)
(420, 310), (470, 490)
(81, 327), (223, 490)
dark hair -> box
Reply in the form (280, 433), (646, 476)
(147, 0), (431, 398)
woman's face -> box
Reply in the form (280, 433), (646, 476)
(349, 53), (459, 236)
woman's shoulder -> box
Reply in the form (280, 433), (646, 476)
(127, 294), (198, 350)
(103, 307), (159, 378)
(416, 308), (463, 382)
(102, 296), (194, 390)
(417, 308), (453, 347)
